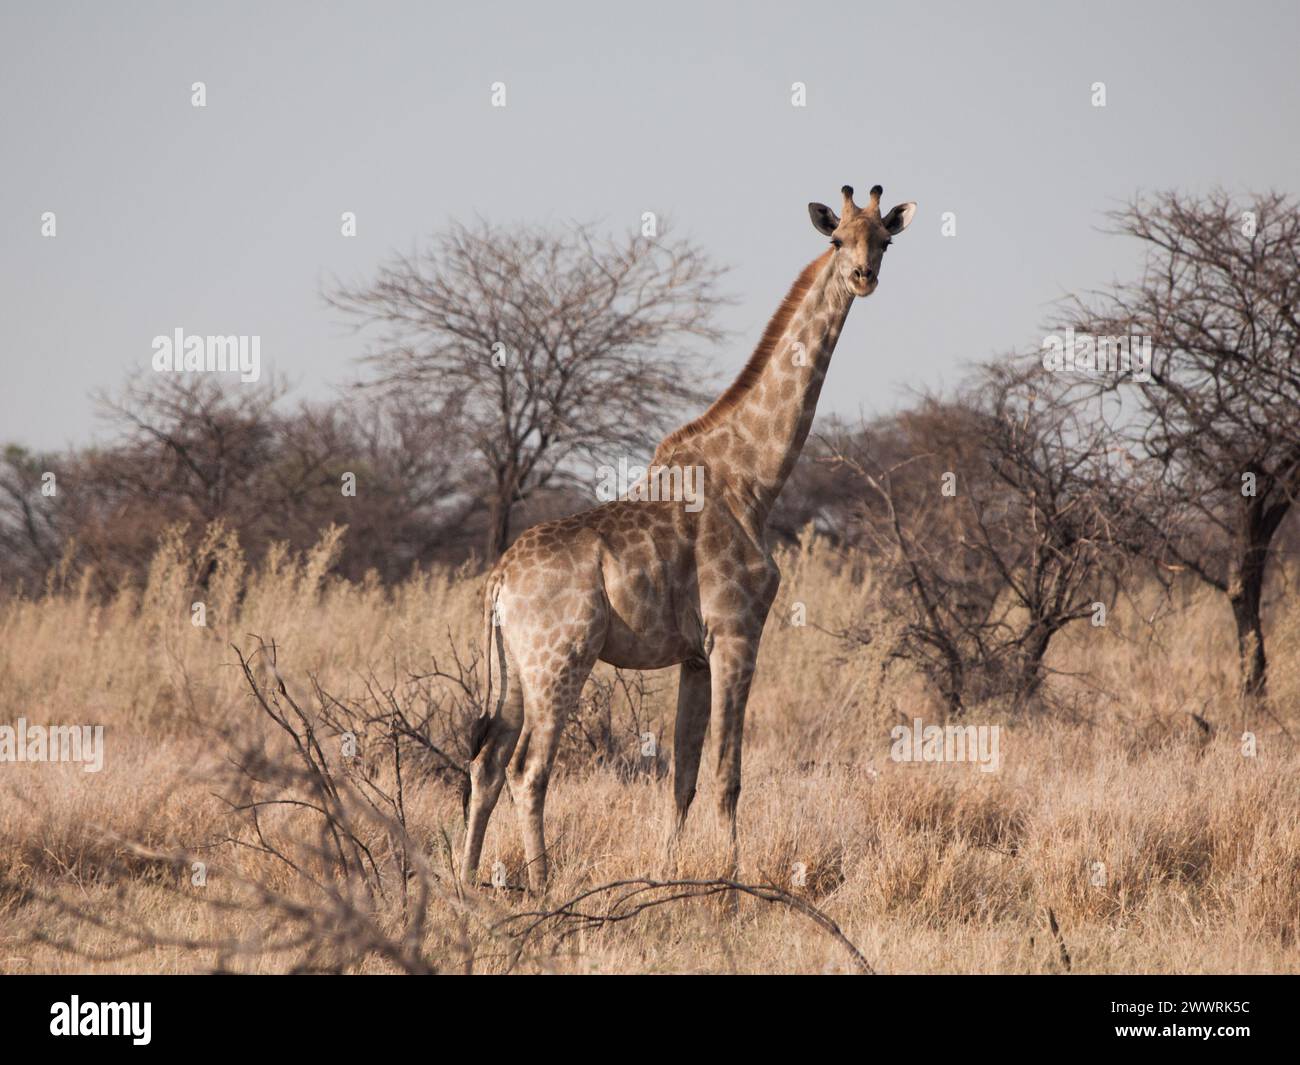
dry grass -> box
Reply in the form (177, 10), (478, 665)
(1, 526), (1297, 973)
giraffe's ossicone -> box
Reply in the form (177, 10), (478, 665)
(462, 185), (917, 893)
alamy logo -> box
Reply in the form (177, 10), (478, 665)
(890, 718), (1001, 773)
(1041, 326), (1152, 381)
(595, 458), (704, 513)
(151, 328), (261, 382)
(50, 997), (151, 1045)
(0, 718), (104, 772)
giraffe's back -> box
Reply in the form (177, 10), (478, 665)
(492, 499), (703, 672)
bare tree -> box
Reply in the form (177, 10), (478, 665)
(830, 364), (1138, 714)
(0, 443), (66, 592)
(0, 375), (484, 596)
(1063, 190), (1300, 695)
(328, 218), (729, 560)
(270, 387), (478, 574)
(95, 374), (286, 524)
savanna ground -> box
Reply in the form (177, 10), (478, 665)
(1, 526), (1297, 974)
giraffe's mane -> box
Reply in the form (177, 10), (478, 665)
(655, 248), (832, 458)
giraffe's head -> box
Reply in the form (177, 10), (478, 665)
(808, 185), (916, 298)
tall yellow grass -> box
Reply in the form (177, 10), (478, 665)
(1, 525), (1296, 973)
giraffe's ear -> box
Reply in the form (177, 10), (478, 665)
(808, 202), (839, 236)
(882, 202), (917, 235)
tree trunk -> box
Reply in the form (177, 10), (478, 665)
(484, 491), (512, 563)
(1228, 557), (1268, 698)
(1228, 488), (1289, 698)
(1011, 620), (1057, 710)
(484, 459), (520, 562)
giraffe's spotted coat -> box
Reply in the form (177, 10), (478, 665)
(462, 185), (916, 892)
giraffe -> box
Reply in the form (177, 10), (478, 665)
(462, 185), (916, 893)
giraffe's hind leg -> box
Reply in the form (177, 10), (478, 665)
(508, 650), (598, 895)
(461, 650), (524, 886)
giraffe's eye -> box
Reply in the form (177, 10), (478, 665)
(831, 237), (843, 249)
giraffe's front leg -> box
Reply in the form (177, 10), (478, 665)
(671, 658), (712, 835)
(707, 634), (760, 875)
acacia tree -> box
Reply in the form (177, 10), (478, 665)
(0, 376), (478, 596)
(1065, 190), (1300, 696)
(830, 364), (1138, 715)
(328, 218), (728, 560)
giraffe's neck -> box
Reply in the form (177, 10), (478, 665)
(656, 250), (854, 528)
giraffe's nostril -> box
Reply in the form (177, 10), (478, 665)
(865, 269), (876, 282)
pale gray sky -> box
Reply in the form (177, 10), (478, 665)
(3, 0), (1298, 450)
